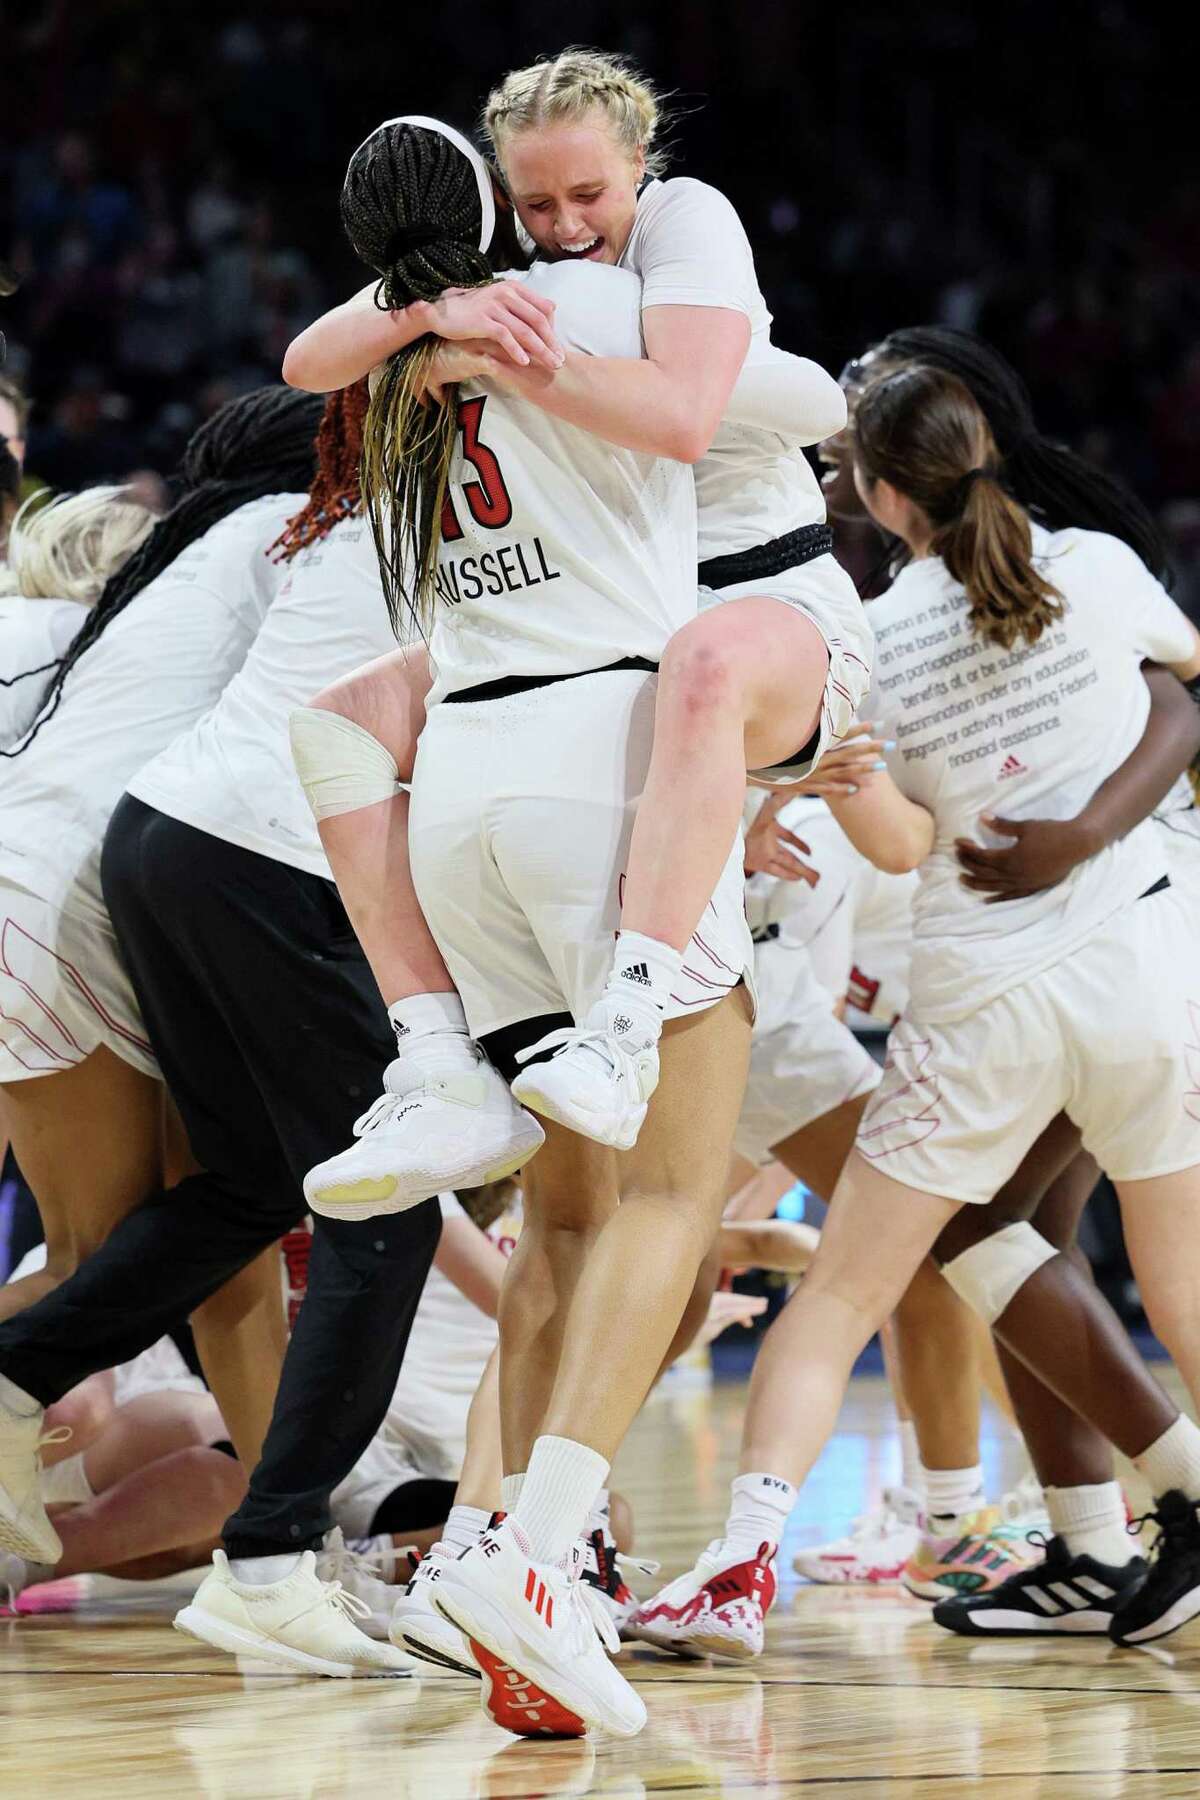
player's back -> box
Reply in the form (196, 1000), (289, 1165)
(426, 261), (697, 702)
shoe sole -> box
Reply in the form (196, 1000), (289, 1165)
(677, 1630), (760, 1662)
(393, 1619), (481, 1679)
(627, 1623), (708, 1660)
(508, 1075), (644, 1153)
(173, 1605), (409, 1678)
(434, 1582), (644, 1738)
(1114, 1587), (1200, 1646)
(935, 1608), (1113, 1637)
(792, 1563), (906, 1585)
(306, 1133), (544, 1223)
(903, 1573), (1004, 1602)
(470, 1639), (587, 1738)
(0, 1501), (62, 1566)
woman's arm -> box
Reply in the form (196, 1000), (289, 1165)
(827, 767), (936, 875)
(724, 356), (847, 447)
(956, 660), (1200, 902)
(489, 304), (751, 463)
(431, 1214), (509, 1320)
(282, 282), (564, 392)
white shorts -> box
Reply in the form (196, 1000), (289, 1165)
(0, 867), (158, 1081)
(113, 1337), (209, 1407)
(409, 670), (755, 1038)
(329, 1419), (462, 1539)
(857, 884), (1200, 1204)
(701, 554), (874, 781)
(845, 863), (916, 1030)
(735, 932), (881, 1166)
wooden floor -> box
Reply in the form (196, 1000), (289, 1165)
(5, 1375), (1200, 1798)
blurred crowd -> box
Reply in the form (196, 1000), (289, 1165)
(3, 1), (1198, 614)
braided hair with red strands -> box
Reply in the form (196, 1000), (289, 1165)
(271, 379), (371, 564)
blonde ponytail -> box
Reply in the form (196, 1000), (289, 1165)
(7, 486), (156, 606)
(484, 48), (667, 175)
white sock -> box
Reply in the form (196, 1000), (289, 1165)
(922, 1464), (985, 1523)
(1045, 1481), (1134, 1568)
(1134, 1415), (1200, 1502)
(510, 1436), (610, 1567)
(595, 930), (684, 1043)
(40, 1450), (95, 1507)
(500, 1472), (525, 1512)
(718, 1472), (797, 1561)
(441, 1503), (490, 1556)
(0, 1373), (40, 1417)
(230, 1552), (302, 1586)
(387, 993), (476, 1075)
(899, 1423), (922, 1497)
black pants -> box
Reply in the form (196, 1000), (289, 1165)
(0, 798), (440, 1555)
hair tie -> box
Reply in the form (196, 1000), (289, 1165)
(951, 466), (998, 510)
(382, 221), (445, 265)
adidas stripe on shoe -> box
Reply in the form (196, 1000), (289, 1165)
(933, 1534), (1146, 1637)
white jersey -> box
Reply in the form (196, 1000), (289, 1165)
(0, 494), (298, 914)
(619, 177), (827, 559)
(426, 260), (697, 702)
(130, 513), (395, 876)
(0, 595), (85, 748)
(868, 524), (1197, 1023)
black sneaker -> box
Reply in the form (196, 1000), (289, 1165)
(933, 1534), (1146, 1637)
(1109, 1489), (1200, 1646)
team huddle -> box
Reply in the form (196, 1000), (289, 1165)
(2, 49), (1200, 1744)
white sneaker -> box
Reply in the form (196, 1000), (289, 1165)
(304, 1051), (545, 1221)
(174, 1549), (416, 1677)
(0, 1400), (66, 1564)
(632, 1539), (778, 1661)
(433, 1519), (646, 1738)
(511, 1027), (659, 1151)
(792, 1485), (921, 1585)
(314, 1528), (398, 1641)
(390, 1542), (480, 1677)
(998, 1473), (1051, 1532)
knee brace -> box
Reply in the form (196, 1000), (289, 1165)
(940, 1221), (1059, 1326)
(288, 706), (402, 821)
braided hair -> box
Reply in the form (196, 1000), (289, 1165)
(271, 380), (370, 562)
(5, 384), (322, 758)
(340, 119), (516, 636)
(870, 327), (1167, 580)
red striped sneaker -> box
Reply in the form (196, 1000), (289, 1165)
(631, 1540), (778, 1661)
(433, 1519), (646, 1738)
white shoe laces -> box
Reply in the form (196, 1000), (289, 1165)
(314, 1580), (373, 1627)
(320, 1530), (389, 1596)
(516, 1027), (650, 1089)
(577, 1578), (622, 1654)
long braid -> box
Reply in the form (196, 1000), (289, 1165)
(5, 385), (323, 758)
(271, 381), (370, 562)
(877, 327), (1168, 580)
(340, 121), (497, 638)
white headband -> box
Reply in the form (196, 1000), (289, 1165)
(350, 114), (496, 253)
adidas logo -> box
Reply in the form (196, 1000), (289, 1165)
(620, 961), (653, 987)
(998, 754), (1027, 779)
(523, 1567), (555, 1627)
(392, 1021), (411, 1041)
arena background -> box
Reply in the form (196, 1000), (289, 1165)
(3, 0), (1197, 1327)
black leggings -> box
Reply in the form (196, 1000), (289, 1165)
(0, 798), (440, 1556)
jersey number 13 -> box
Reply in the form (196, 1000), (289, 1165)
(441, 396), (513, 541)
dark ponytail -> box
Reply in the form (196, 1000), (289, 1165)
(5, 385), (323, 758)
(871, 326), (1168, 581)
(341, 121), (500, 637)
(855, 365), (1064, 651)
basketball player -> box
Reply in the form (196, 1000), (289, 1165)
(636, 364), (1200, 1660)
(283, 50), (870, 1216)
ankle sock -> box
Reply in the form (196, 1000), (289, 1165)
(718, 1471), (796, 1561)
(510, 1436), (609, 1567)
(500, 1472), (525, 1512)
(922, 1463), (985, 1524)
(40, 1449), (95, 1507)
(899, 1422), (923, 1497)
(230, 1552), (302, 1586)
(441, 1503), (490, 1556)
(597, 930), (684, 1042)
(0, 1373), (41, 1417)
(1134, 1414), (1200, 1503)
(1045, 1481), (1134, 1568)
(387, 993), (476, 1075)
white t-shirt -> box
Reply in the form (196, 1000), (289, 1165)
(427, 260), (697, 702)
(868, 524), (1197, 1022)
(0, 494), (299, 912)
(619, 177), (827, 559)
(130, 513), (395, 876)
(0, 595), (86, 748)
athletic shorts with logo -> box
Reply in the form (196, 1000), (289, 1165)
(0, 859), (157, 1081)
(409, 669), (755, 1038)
(857, 884), (1200, 1204)
(700, 553), (874, 779)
